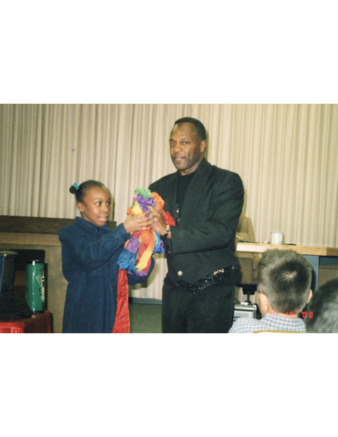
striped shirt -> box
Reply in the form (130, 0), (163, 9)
(229, 313), (306, 333)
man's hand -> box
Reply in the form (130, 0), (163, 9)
(148, 206), (168, 236)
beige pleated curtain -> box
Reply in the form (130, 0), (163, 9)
(1, 104), (337, 300)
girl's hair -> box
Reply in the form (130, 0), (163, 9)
(69, 180), (107, 203)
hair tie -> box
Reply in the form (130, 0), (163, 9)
(73, 183), (79, 191)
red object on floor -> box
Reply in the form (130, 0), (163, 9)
(0, 311), (52, 333)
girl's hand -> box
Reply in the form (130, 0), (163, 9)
(123, 210), (152, 233)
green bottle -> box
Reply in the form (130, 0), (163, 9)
(26, 261), (45, 313)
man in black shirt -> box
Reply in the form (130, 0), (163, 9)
(149, 117), (244, 333)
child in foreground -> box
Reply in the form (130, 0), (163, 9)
(60, 180), (154, 333)
(306, 278), (338, 333)
(230, 249), (313, 333)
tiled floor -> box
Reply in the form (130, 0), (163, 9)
(129, 303), (162, 333)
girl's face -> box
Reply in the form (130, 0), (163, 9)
(77, 186), (111, 227)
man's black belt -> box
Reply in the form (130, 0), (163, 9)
(164, 265), (240, 294)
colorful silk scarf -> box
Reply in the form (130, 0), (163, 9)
(117, 187), (175, 276)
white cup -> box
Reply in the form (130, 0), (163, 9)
(270, 232), (284, 245)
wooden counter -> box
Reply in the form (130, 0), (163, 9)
(237, 242), (338, 257)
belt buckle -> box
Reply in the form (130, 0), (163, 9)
(213, 268), (225, 276)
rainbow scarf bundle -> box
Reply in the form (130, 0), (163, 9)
(117, 188), (175, 276)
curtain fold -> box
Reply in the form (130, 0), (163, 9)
(1, 104), (337, 299)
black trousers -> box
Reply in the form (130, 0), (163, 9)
(162, 281), (235, 333)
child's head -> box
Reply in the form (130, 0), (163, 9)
(257, 249), (312, 316)
(306, 279), (338, 333)
(70, 180), (111, 227)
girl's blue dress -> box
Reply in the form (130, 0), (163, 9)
(60, 217), (153, 333)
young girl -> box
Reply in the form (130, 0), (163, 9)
(59, 180), (154, 333)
